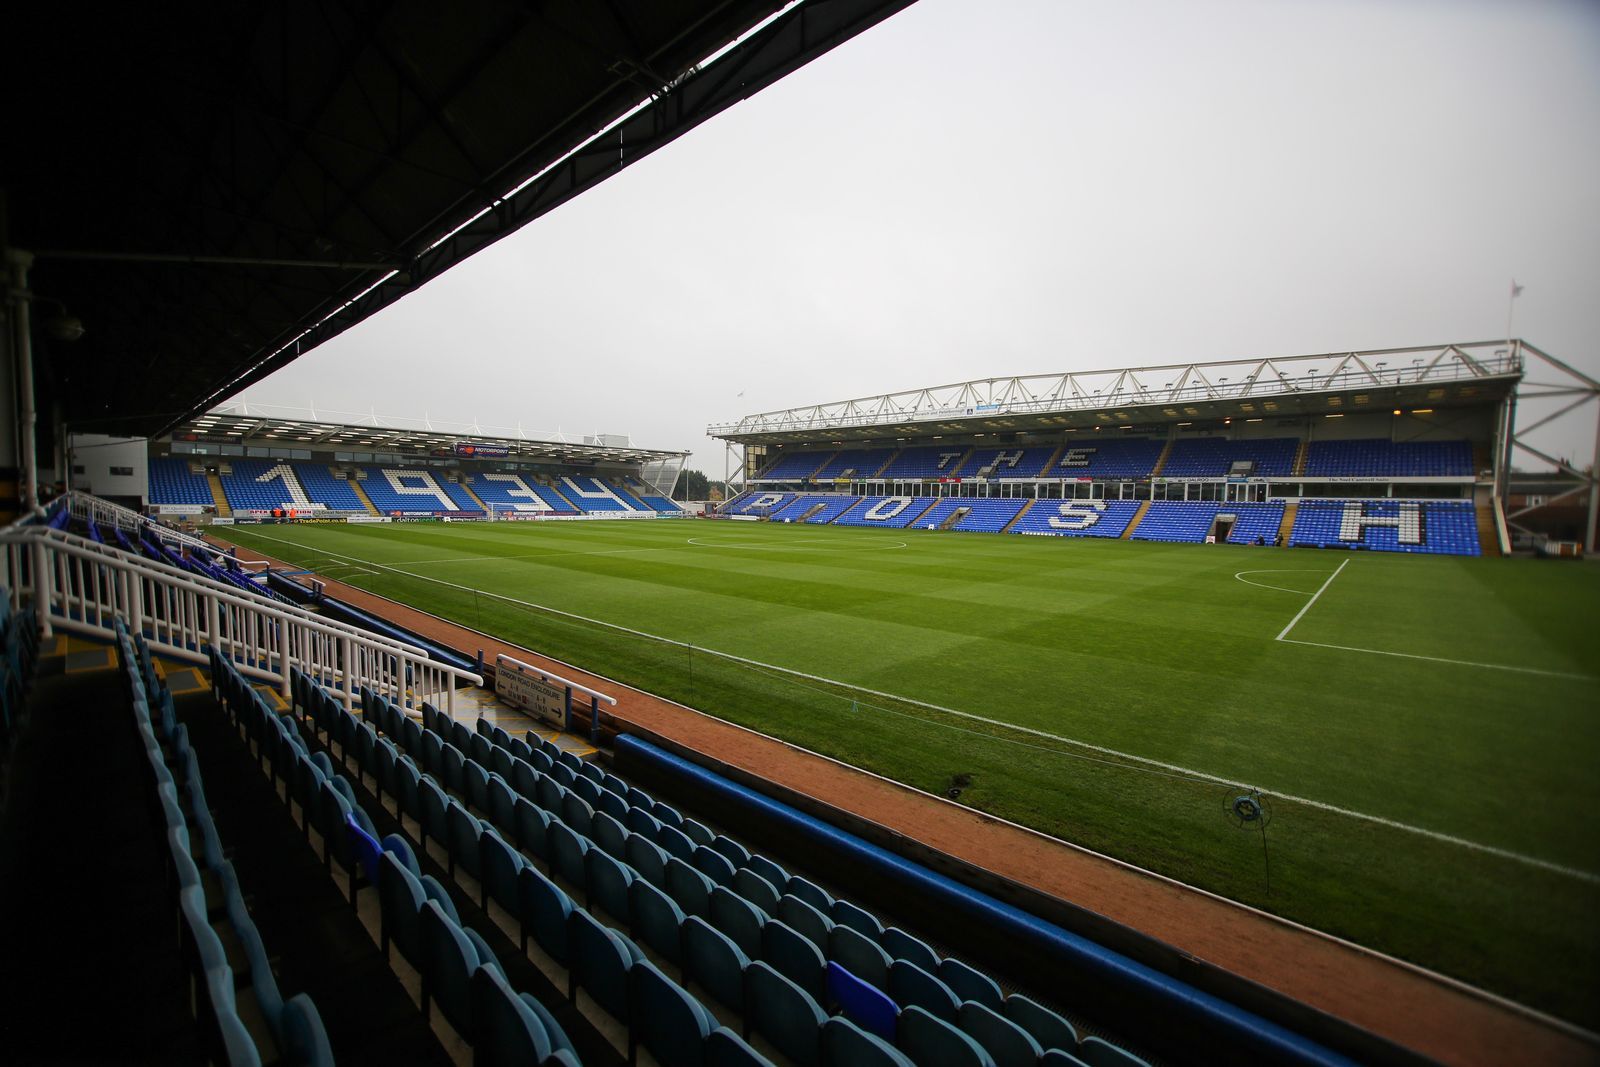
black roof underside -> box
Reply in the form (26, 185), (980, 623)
(4, 0), (913, 437)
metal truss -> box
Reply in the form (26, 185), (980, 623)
(1502, 343), (1599, 552)
(187, 402), (687, 466)
(708, 341), (1523, 439)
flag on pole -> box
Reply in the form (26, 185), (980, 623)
(1511, 280), (1524, 298)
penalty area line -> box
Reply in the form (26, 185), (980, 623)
(224, 528), (1600, 886)
(1279, 638), (1596, 681)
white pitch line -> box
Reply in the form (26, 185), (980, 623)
(1234, 569), (1332, 594)
(229, 528), (1600, 885)
(1275, 557), (1348, 642)
(1280, 638), (1596, 681)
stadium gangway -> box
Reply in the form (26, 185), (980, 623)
(0, 523), (482, 717)
(495, 652), (617, 742)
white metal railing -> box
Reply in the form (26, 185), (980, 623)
(58, 490), (214, 554)
(1, 523), (482, 716)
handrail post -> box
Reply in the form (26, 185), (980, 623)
(341, 635), (355, 710)
(205, 593), (221, 656)
(563, 685), (573, 733)
(589, 693), (599, 743)
(446, 670), (457, 721)
(278, 619), (292, 698)
(32, 539), (52, 637)
(130, 570), (144, 639)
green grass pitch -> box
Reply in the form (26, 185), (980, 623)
(218, 517), (1600, 1025)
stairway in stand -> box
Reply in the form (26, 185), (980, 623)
(999, 499), (1034, 533)
(206, 471), (232, 517)
(1277, 501), (1299, 544)
(1120, 500), (1152, 539)
(346, 476), (379, 514)
(457, 479), (490, 513)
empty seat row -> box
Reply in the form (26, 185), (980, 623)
(437, 706), (1149, 1067)
(223, 658), (576, 1064)
(127, 628), (334, 1066)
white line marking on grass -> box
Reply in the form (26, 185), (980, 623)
(231, 528), (1600, 885)
(1280, 638), (1597, 681)
(686, 536), (908, 550)
(1233, 569), (1334, 595)
(1275, 558), (1348, 641)
(1260, 558), (1596, 680)
(394, 545), (674, 567)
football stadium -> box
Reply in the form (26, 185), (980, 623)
(3, 4), (1598, 1067)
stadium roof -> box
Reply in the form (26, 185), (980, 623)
(5, 0), (914, 440)
(166, 409), (685, 466)
(708, 341), (1526, 445)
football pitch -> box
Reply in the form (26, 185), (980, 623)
(218, 518), (1600, 1025)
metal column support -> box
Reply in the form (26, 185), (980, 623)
(6, 249), (41, 517)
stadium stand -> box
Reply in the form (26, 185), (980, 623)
(1303, 438), (1473, 478)
(559, 476), (632, 512)
(875, 446), (973, 479)
(359, 467), (483, 514)
(293, 464), (369, 510)
(801, 496), (864, 524)
(148, 457), (214, 506)
(1010, 499), (1144, 538)
(813, 449), (895, 481)
(758, 450), (833, 480)
(963, 447), (1057, 479)
(217, 459), (320, 513)
(725, 491), (796, 517)
(1130, 502), (1287, 544)
(832, 496), (939, 529)
(1289, 499), (1480, 555)
(1160, 437), (1299, 478)
(619, 477), (682, 512)
(914, 497), (1030, 532)
(768, 494), (841, 522)
(598, 478), (648, 510)
(467, 471), (574, 513)
(1046, 439), (1165, 480)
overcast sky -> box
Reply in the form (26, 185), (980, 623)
(241, 0), (1600, 474)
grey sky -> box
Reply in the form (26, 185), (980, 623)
(242, 0), (1600, 472)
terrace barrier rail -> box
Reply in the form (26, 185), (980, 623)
(0, 522), (482, 716)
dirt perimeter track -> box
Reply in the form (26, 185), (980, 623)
(225, 539), (1595, 1067)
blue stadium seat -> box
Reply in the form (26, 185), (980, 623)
(683, 916), (749, 1014)
(629, 959), (718, 1067)
(829, 924), (893, 991)
(959, 1001), (1045, 1067)
(898, 1005), (997, 1067)
(710, 885), (767, 960)
(568, 906), (644, 1019)
(1003, 994), (1079, 1053)
(744, 961), (827, 1067)
(822, 1015), (915, 1067)
(472, 964), (554, 1066)
(826, 960), (899, 1042)
(629, 878), (688, 968)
